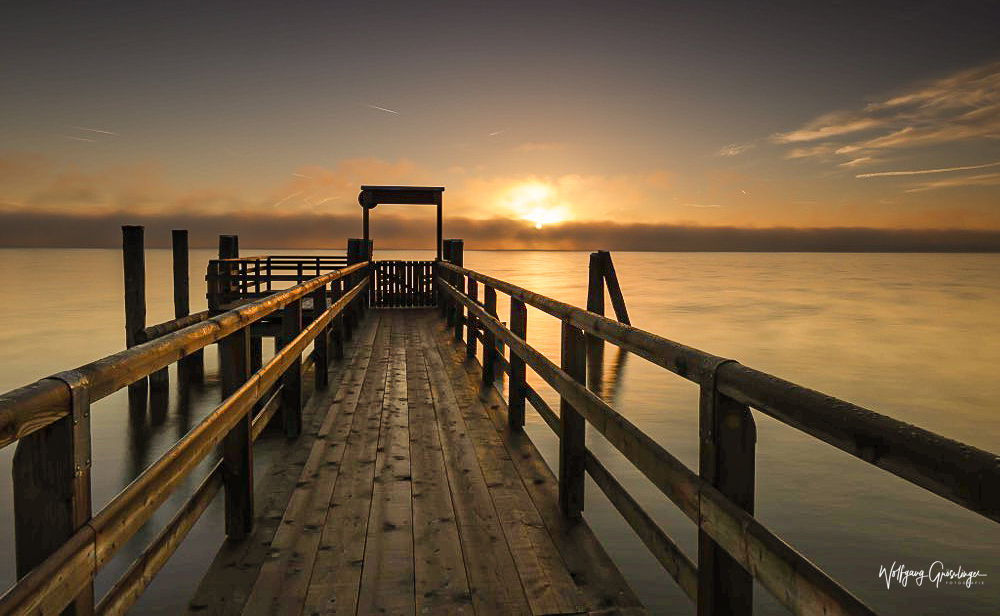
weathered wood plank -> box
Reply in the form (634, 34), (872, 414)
(241, 316), (383, 615)
(187, 316), (377, 614)
(425, 312), (644, 614)
(418, 319), (531, 616)
(424, 314), (588, 616)
(301, 317), (393, 615)
(357, 314), (415, 615)
(403, 317), (474, 616)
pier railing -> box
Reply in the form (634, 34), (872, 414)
(0, 262), (370, 615)
(435, 256), (1000, 616)
(206, 254), (349, 311)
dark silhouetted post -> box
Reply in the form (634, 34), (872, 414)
(281, 300), (303, 437)
(312, 283), (328, 388)
(466, 279), (478, 359)
(587, 252), (606, 393)
(508, 299), (527, 430)
(698, 362), (756, 616)
(123, 225), (148, 403)
(174, 229), (204, 381)
(560, 321), (586, 518)
(13, 370), (95, 614)
(220, 328), (253, 539)
(448, 240), (464, 342)
(482, 285), (498, 384)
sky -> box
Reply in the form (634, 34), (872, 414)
(1, 0), (999, 250)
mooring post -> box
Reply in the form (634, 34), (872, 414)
(559, 321), (587, 519)
(587, 252), (606, 393)
(482, 285), (498, 384)
(281, 299), (303, 437)
(220, 328), (253, 539)
(508, 299), (528, 430)
(312, 283), (329, 389)
(123, 225), (148, 403)
(13, 370), (95, 614)
(173, 229), (204, 381)
(466, 278), (478, 359)
(698, 362), (756, 616)
(601, 250), (631, 326)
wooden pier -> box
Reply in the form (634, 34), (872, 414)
(0, 184), (998, 615)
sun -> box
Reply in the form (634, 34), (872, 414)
(504, 181), (568, 229)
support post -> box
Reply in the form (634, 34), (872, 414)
(600, 250), (631, 326)
(587, 252), (606, 394)
(331, 279), (345, 359)
(312, 283), (329, 389)
(698, 361), (756, 616)
(122, 225), (148, 403)
(281, 300), (303, 437)
(440, 241), (453, 321)
(466, 279), (478, 359)
(448, 240), (464, 342)
(436, 194), (443, 261)
(13, 371), (94, 615)
(174, 229), (204, 381)
(508, 299), (527, 430)
(559, 321), (587, 518)
(220, 329), (253, 539)
(482, 285), (498, 384)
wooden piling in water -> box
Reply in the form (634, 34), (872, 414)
(123, 226), (149, 402)
(173, 229), (204, 381)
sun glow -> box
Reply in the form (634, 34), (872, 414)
(504, 181), (570, 229)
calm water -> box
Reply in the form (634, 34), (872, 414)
(1, 249), (998, 614)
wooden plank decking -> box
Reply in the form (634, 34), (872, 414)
(190, 308), (643, 616)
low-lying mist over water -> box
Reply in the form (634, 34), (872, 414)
(0, 248), (997, 614)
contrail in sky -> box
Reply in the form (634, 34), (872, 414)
(365, 104), (399, 114)
(489, 130), (505, 136)
(856, 161), (1000, 178)
(73, 126), (119, 135)
(61, 135), (97, 142)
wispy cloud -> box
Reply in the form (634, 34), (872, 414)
(61, 135), (97, 142)
(857, 160), (1000, 178)
(838, 156), (875, 168)
(684, 202), (723, 208)
(365, 104), (398, 114)
(72, 126), (118, 135)
(772, 60), (1000, 162)
(904, 172), (1000, 193)
(488, 130), (505, 137)
(716, 142), (755, 156)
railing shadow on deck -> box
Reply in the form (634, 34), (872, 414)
(0, 262), (371, 615)
(434, 249), (1000, 616)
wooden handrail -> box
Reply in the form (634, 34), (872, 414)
(439, 277), (877, 616)
(0, 262), (368, 450)
(0, 274), (369, 615)
(437, 262), (1000, 524)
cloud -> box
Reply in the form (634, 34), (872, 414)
(684, 203), (723, 208)
(904, 172), (1000, 193)
(838, 157), (875, 168)
(856, 160), (1000, 178)
(773, 60), (1000, 161)
(1, 210), (999, 251)
(716, 142), (755, 156)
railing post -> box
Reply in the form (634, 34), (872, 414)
(466, 279), (478, 359)
(587, 251), (606, 394)
(482, 285), (498, 384)
(330, 279), (345, 360)
(13, 371), (95, 615)
(122, 225), (148, 403)
(220, 328), (253, 539)
(312, 283), (329, 389)
(174, 229), (204, 381)
(449, 240), (465, 342)
(559, 321), (586, 518)
(698, 361), (756, 616)
(508, 299), (527, 430)
(281, 299), (303, 437)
